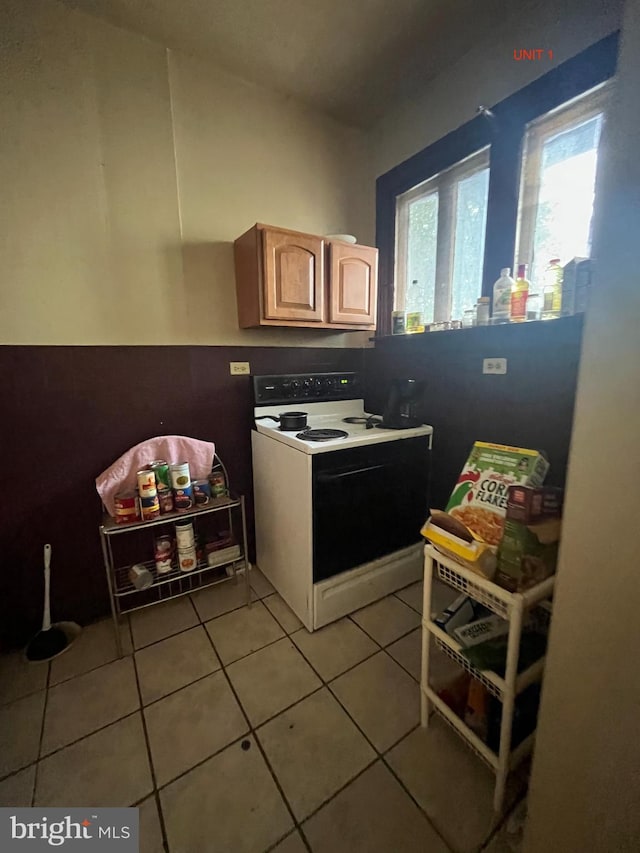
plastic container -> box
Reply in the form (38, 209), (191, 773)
(392, 311), (405, 334)
(476, 297), (490, 326)
(527, 292), (542, 321)
(492, 268), (514, 320)
(462, 309), (475, 329)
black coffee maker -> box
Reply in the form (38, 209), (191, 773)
(380, 378), (425, 429)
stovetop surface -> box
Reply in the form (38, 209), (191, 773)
(253, 400), (433, 454)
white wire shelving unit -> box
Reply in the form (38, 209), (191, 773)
(421, 544), (554, 813)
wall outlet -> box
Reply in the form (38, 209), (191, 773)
(230, 362), (250, 375)
(483, 358), (507, 375)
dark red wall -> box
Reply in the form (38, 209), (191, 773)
(0, 345), (364, 649)
(363, 315), (584, 512)
(1, 319), (583, 649)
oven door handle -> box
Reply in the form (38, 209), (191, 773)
(317, 464), (386, 484)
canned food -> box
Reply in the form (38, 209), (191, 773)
(193, 479), (211, 506)
(155, 533), (172, 552)
(169, 462), (191, 490)
(158, 485), (174, 515)
(150, 460), (170, 489)
(140, 494), (160, 521)
(178, 546), (197, 572)
(114, 490), (140, 523)
(155, 534), (173, 573)
(129, 563), (154, 590)
(175, 520), (195, 550)
(173, 485), (194, 512)
(208, 468), (227, 498)
(137, 469), (157, 497)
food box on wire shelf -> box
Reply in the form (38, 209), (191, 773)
(421, 442), (549, 579)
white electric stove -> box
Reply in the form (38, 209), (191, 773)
(251, 372), (433, 631)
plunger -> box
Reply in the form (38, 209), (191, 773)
(26, 544), (81, 662)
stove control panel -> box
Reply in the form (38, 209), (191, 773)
(253, 372), (361, 405)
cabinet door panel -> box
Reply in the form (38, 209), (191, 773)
(329, 243), (378, 326)
(262, 229), (324, 321)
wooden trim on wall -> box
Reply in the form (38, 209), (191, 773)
(375, 31), (620, 336)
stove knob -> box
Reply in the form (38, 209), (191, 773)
(290, 379), (301, 394)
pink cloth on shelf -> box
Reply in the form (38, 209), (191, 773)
(96, 435), (216, 516)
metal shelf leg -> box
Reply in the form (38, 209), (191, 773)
(100, 529), (123, 658)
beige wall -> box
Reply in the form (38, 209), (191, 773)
(524, 1), (640, 849)
(0, 0), (373, 346)
(370, 0), (623, 177)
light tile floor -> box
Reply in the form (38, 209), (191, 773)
(0, 572), (524, 852)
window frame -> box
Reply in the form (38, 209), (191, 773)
(395, 147), (490, 323)
(515, 81), (611, 277)
(375, 32), (619, 336)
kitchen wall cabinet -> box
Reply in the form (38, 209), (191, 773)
(328, 241), (378, 326)
(234, 223), (377, 330)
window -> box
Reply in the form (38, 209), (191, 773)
(377, 33), (618, 336)
(395, 148), (490, 324)
(516, 83), (610, 291)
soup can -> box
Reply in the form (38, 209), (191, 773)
(175, 520), (195, 550)
(137, 468), (157, 498)
(158, 485), (174, 515)
(178, 546), (197, 572)
(129, 563), (154, 590)
(208, 468), (227, 498)
(169, 462), (191, 490)
(114, 490), (140, 523)
(173, 485), (194, 512)
(150, 460), (170, 489)
(154, 534), (173, 574)
(193, 479), (211, 506)
(140, 494), (160, 521)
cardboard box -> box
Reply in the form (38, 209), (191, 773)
(444, 442), (549, 548)
(421, 513), (498, 579)
(495, 486), (563, 592)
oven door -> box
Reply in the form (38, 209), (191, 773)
(312, 436), (430, 582)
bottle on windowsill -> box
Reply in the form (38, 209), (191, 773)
(542, 258), (563, 319)
(492, 267), (514, 321)
(510, 264), (530, 322)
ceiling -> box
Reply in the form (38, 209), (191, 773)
(62, 0), (514, 126)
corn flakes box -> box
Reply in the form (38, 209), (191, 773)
(444, 442), (549, 547)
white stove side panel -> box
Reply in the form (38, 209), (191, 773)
(251, 431), (314, 630)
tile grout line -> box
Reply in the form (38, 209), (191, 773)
(302, 613), (458, 851)
(13, 585), (469, 851)
(129, 615), (171, 853)
(30, 659), (51, 807)
(199, 614), (314, 853)
(269, 610), (442, 843)
(380, 752), (456, 853)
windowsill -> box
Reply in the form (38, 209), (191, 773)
(370, 314), (584, 343)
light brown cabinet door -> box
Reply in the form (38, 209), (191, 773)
(328, 242), (378, 326)
(262, 228), (325, 322)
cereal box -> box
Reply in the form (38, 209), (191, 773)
(495, 486), (562, 592)
(444, 442), (549, 547)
